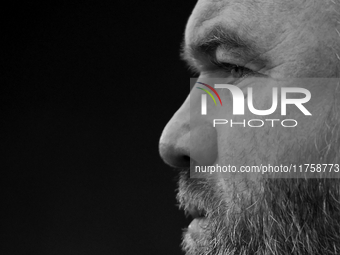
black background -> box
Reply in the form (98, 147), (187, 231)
(2, 1), (197, 254)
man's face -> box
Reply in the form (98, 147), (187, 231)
(160, 0), (340, 254)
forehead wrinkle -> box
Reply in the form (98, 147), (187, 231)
(187, 0), (267, 50)
(195, 0), (265, 22)
(192, 0), (231, 30)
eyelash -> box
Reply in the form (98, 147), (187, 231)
(213, 61), (254, 78)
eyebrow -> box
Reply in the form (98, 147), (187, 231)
(181, 24), (261, 71)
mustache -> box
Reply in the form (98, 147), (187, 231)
(176, 169), (260, 216)
(176, 170), (218, 219)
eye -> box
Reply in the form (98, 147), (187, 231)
(213, 61), (255, 78)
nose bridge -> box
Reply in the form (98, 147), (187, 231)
(159, 95), (191, 167)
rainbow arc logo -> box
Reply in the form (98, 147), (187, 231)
(196, 82), (222, 115)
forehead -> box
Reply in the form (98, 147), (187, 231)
(186, 0), (304, 49)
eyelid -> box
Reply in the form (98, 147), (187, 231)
(215, 48), (248, 66)
(215, 47), (267, 73)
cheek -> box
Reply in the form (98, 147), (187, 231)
(216, 120), (278, 169)
(214, 81), (329, 168)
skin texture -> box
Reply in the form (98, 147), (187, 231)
(160, 0), (340, 254)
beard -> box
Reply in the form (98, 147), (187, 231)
(178, 173), (340, 255)
(177, 99), (340, 255)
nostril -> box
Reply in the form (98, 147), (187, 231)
(159, 143), (191, 168)
(177, 155), (191, 167)
(182, 155), (190, 162)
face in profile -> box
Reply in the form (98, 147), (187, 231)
(159, 0), (340, 254)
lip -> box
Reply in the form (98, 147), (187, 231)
(184, 202), (209, 233)
(186, 204), (206, 218)
(188, 217), (209, 233)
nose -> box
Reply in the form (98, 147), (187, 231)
(159, 94), (218, 168)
